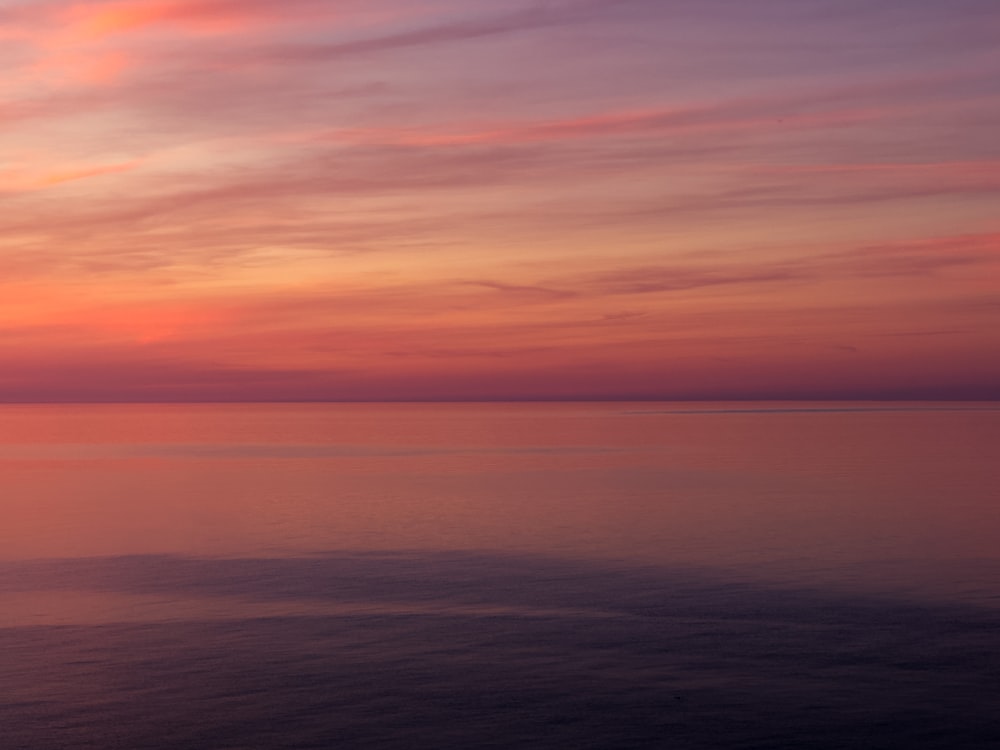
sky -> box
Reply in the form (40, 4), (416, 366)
(1, 0), (998, 402)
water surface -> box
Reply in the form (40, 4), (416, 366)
(1, 402), (998, 748)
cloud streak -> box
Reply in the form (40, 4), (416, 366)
(1, 0), (998, 400)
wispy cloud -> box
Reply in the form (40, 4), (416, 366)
(260, 6), (565, 63)
(576, 232), (1000, 296)
(60, 0), (326, 38)
(2, 158), (144, 193)
(1, 0), (998, 399)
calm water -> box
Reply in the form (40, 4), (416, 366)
(1, 402), (998, 749)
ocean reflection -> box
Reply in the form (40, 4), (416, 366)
(1, 402), (998, 748)
(2, 552), (998, 749)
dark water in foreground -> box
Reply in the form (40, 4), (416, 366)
(1, 402), (998, 748)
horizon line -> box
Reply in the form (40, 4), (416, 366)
(0, 397), (997, 405)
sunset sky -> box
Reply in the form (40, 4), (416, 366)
(1, 0), (998, 401)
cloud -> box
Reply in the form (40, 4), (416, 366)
(66, 0), (271, 37)
(1, 267), (996, 402)
(462, 280), (577, 301)
(577, 232), (1000, 297)
(875, 329), (975, 338)
(0, 0), (997, 402)
(584, 267), (797, 296)
(31, 0), (352, 39)
(4, 0), (417, 88)
(384, 346), (559, 360)
(256, 2), (606, 64)
(1, 159), (143, 193)
(332, 105), (889, 148)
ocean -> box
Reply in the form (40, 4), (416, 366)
(1, 402), (998, 749)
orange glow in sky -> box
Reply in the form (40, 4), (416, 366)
(0, 0), (997, 401)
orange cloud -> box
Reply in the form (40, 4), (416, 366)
(1, 256), (996, 403)
(39, 159), (144, 187)
(65, 0), (268, 38)
(2, 159), (143, 192)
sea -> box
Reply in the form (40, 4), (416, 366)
(1, 401), (998, 749)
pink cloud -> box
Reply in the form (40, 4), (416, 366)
(0, 1), (996, 401)
(332, 104), (894, 148)
(2, 159), (143, 193)
(61, 0), (325, 38)
(51, 0), (432, 41)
